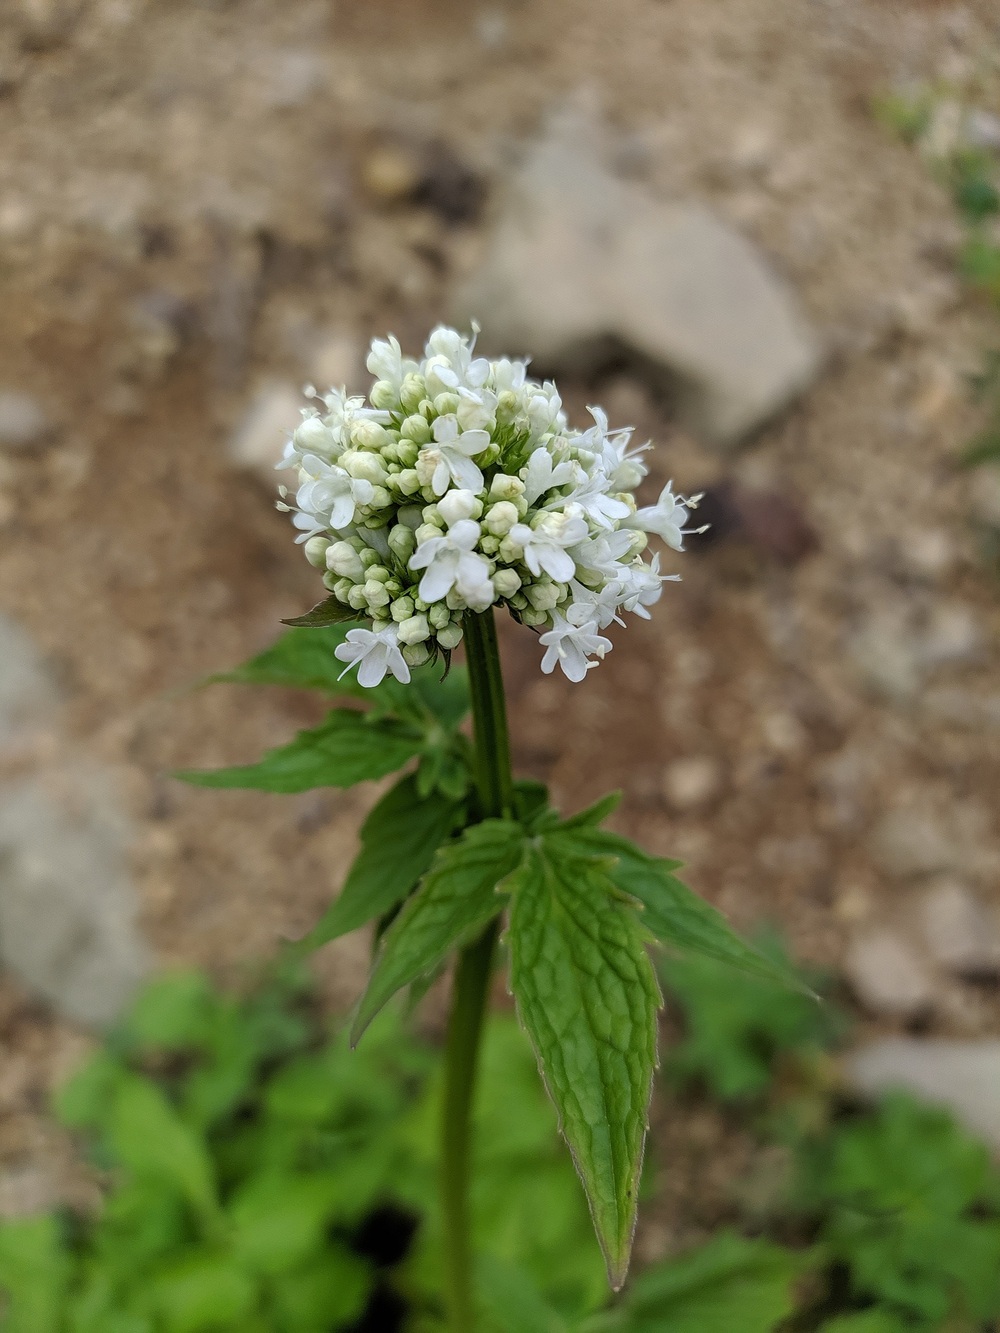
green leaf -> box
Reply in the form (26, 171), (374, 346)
(506, 840), (660, 1289)
(123, 971), (217, 1051)
(281, 595), (359, 628)
(228, 1173), (342, 1275)
(0, 1215), (72, 1333)
(306, 774), (464, 948)
(818, 1314), (909, 1333)
(551, 824), (808, 994)
(268, 1248), (371, 1330)
(512, 780), (553, 832)
(175, 709), (424, 793)
(208, 624), (366, 694)
(147, 1252), (257, 1333)
(476, 1254), (571, 1333)
(616, 1232), (801, 1333)
(351, 819), (526, 1042)
(109, 1075), (220, 1229)
(558, 793), (622, 831)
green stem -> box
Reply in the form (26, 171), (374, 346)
(440, 610), (514, 1332)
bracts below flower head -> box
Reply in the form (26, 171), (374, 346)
(277, 325), (702, 686)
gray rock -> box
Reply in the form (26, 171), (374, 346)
(0, 768), (150, 1027)
(229, 381), (302, 484)
(0, 390), (51, 450)
(451, 104), (820, 446)
(848, 1039), (1000, 1151)
(871, 809), (957, 880)
(0, 613), (62, 747)
(919, 879), (1000, 976)
(843, 927), (934, 1019)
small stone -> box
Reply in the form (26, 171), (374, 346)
(360, 144), (421, 205)
(0, 767), (150, 1027)
(848, 1039), (1000, 1152)
(919, 879), (1000, 976)
(662, 756), (721, 811)
(229, 382), (302, 484)
(844, 927), (934, 1019)
(848, 607), (923, 703)
(0, 390), (51, 450)
(0, 613), (62, 748)
(871, 809), (957, 879)
(900, 528), (955, 582)
(919, 600), (982, 669)
(450, 102), (820, 447)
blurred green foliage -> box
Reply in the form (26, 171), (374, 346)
(5, 946), (1000, 1330)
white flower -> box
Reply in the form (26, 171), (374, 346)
(560, 467), (631, 529)
(293, 455), (374, 539)
(568, 579), (626, 629)
(423, 326), (490, 394)
(334, 624), (411, 688)
(366, 336), (418, 391)
(522, 447), (576, 505)
(416, 416), (488, 496)
(617, 554), (677, 619)
(539, 612), (613, 683)
(409, 518), (493, 604)
(627, 481), (692, 550)
(568, 528), (635, 581)
(510, 509), (589, 583)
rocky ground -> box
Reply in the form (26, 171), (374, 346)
(2, 0), (1000, 1257)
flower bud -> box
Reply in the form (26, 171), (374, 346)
(369, 380), (398, 410)
(489, 474), (524, 502)
(525, 581), (562, 612)
(483, 500), (518, 536)
(402, 642), (432, 667)
(333, 578), (354, 602)
(322, 571), (338, 591)
(496, 390), (519, 419)
(303, 535), (331, 568)
(347, 584), (369, 610)
(479, 535), (500, 555)
(396, 505), (423, 531)
(359, 547), (380, 570)
(366, 565), (391, 584)
(464, 579), (496, 613)
(365, 580), (391, 609)
(415, 522), (443, 545)
(437, 622), (463, 650)
(397, 614), (430, 645)
(428, 603), (451, 629)
(433, 392), (460, 416)
(367, 486), (391, 511)
(438, 489), (482, 526)
(326, 541), (365, 581)
(400, 414), (432, 444)
(341, 450), (386, 483)
(397, 468), (422, 495)
(388, 525), (416, 562)
(294, 415), (337, 454)
(350, 420), (389, 451)
(399, 374), (426, 413)
(498, 534), (524, 564)
(520, 607), (549, 627)
(390, 594), (415, 622)
(493, 568), (521, 599)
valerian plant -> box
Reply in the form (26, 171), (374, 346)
(179, 326), (802, 1331)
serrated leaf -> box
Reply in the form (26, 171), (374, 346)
(558, 793), (622, 831)
(175, 710), (424, 793)
(305, 774), (464, 948)
(512, 779), (552, 832)
(281, 595), (359, 628)
(550, 825), (809, 994)
(351, 819), (525, 1042)
(506, 841), (660, 1289)
(208, 624), (367, 694)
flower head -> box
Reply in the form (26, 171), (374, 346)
(278, 326), (694, 685)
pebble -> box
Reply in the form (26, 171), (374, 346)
(662, 756), (721, 812)
(919, 879), (1000, 976)
(871, 809), (957, 880)
(0, 613), (62, 748)
(0, 390), (51, 450)
(848, 1039), (1000, 1152)
(229, 381), (302, 484)
(843, 927), (934, 1019)
(450, 102), (820, 447)
(0, 766), (150, 1027)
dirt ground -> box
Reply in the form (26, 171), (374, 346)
(2, 0), (1000, 1257)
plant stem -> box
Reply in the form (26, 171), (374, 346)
(440, 610), (514, 1332)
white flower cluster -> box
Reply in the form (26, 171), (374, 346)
(278, 327), (701, 687)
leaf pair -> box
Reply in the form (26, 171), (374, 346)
(177, 623), (471, 799)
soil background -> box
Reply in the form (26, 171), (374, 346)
(2, 0), (1000, 1261)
